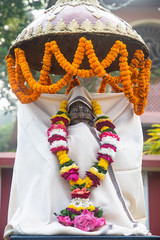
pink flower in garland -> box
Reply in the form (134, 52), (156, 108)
(100, 131), (120, 141)
(48, 135), (67, 144)
(51, 145), (69, 154)
(102, 144), (116, 152)
(61, 168), (79, 181)
(95, 217), (106, 227)
(73, 209), (105, 232)
(57, 216), (73, 226)
(99, 144), (116, 158)
(47, 123), (68, 138)
(47, 124), (69, 154)
(71, 187), (90, 199)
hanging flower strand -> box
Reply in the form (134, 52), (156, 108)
(6, 37), (151, 114)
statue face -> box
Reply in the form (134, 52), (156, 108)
(69, 101), (94, 126)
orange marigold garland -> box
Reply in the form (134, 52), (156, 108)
(5, 37), (151, 115)
(65, 76), (81, 94)
(39, 42), (52, 85)
(85, 40), (106, 78)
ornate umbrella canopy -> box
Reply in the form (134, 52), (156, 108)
(9, 0), (149, 74)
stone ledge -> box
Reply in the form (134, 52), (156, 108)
(10, 235), (160, 240)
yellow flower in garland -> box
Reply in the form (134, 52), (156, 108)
(98, 158), (109, 170)
(76, 207), (85, 211)
(60, 101), (68, 111)
(91, 100), (102, 117)
(60, 164), (79, 175)
(87, 205), (95, 211)
(69, 178), (84, 186)
(58, 152), (70, 165)
(84, 176), (93, 188)
(89, 167), (105, 181)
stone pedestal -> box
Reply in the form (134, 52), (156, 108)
(10, 235), (160, 240)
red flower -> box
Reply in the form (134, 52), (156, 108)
(61, 168), (79, 181)
(86, 171), (100, 187)
(97, 153), (113, 164)
(71, 187), (90, 199)
(96, 120), (115, 132)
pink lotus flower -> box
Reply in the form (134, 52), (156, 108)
(96, 217), (106, 227)
(71, 187), (90, 199)
(72, 209), (105, 232)
(73, 209), (96, 231)
(57, 215), (73, 226)
(61, 168), (79, 181)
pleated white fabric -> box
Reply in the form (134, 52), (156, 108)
(4, 92), (150, 239)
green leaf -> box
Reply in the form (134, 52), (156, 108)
(70, 213), (76, 220)
(71, 182), (86, 191)
(101, 128), (116, 134)
(57, 111), (70, 118)
(143, 124), (160, 155)
(60, 209), (70, 216)
(96, 116), (109, 121)
(94, 208), (103, 218)
(92, 162), (107, 174)
(60, 160), (74, 169)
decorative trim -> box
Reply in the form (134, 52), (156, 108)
(34, 24), (43, 36)
(80, 19), (93, 31)
(54, 19), (66, 31)
(48, 14), (56, 21)
(92, 11), (102, 19)
(93, 20), (106, 32)
(67, 19), (79, 32)
(13, 18), (145, 47)
(44, 22), (53, 33)
(10, 0), (147, 50)
(55, 0), (99, 7)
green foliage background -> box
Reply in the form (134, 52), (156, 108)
(0, 0), (47, 111)
(143, 124), (160, 155)
(0, 0), (48, 151)
(0, 121), (14, 151)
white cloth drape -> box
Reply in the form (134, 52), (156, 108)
(4, 92), (150, 239)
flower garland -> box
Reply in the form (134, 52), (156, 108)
(65, 76), (81, 94)
(6, 37), (151, 115)
(47, 99), (120, 231)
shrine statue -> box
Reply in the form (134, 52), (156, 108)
(4, 86), (150, 238)
(4, 0), (152, 238)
